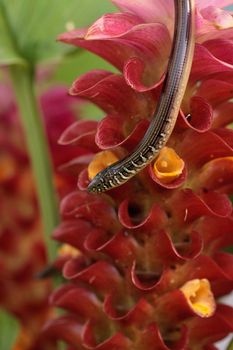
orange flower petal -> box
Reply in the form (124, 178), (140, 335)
(203, 156), (233, 168)
(12, 327), (32, 350)
(58, 244), (81, 258)
(153, 147), (185, 183)
(0, 154), (16, 182)
(180, 279), (216, 317)
(88, 150), (119, 180)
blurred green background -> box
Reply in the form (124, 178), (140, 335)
(54, 0), (117, 84)
(0, 0), (119, 119)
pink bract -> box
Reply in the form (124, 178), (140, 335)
(45, 1), (233, 349)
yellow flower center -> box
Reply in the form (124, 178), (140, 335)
(153, 147), (184, 183)
(88, 150), (119, 180)
(180, 279), (216, 317)
(58, 244), (81, 258)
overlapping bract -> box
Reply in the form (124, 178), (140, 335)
(44, 1), (233, 349)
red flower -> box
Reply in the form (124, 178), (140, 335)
(45, 1), (233, 349)
(0, 83), (82, 349)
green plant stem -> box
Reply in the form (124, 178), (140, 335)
(227, 338), (233, 350)
(10, 65), (59, 262)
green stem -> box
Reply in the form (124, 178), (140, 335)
(10, 65), (59, 261)
(227, 338), (233, 350)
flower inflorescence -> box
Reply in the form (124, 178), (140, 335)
(43, 1), (233, 349)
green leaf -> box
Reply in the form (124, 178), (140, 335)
(0, 0), (116, 65)
(0, 2), (26, 66)
(0, 310), (20, 350)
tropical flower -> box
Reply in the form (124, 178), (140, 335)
(43, 1), (233, 349)
(0, 83), (81, 349)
